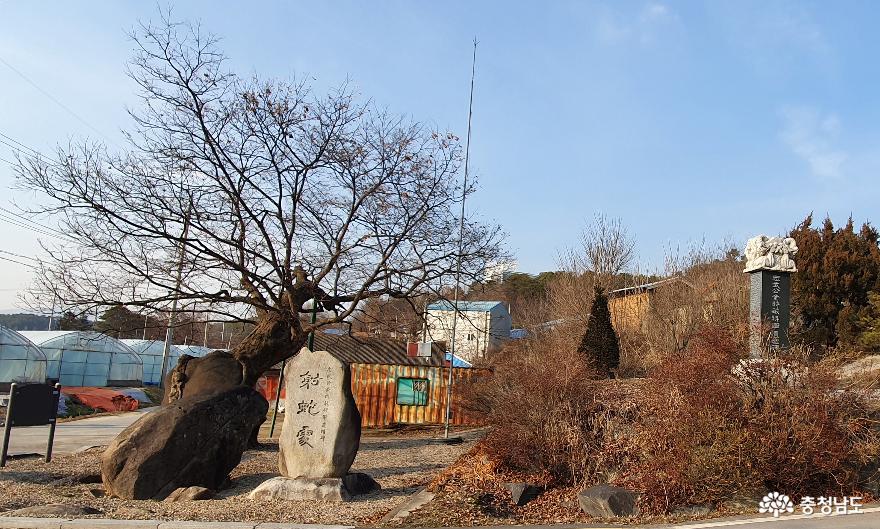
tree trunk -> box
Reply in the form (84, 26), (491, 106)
(233, 310), (307, 386)
(163, 310), (307, 403)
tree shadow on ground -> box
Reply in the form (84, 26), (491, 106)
(364, 463), (444, 479)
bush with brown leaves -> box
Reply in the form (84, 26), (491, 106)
(620, 327), (880, 513)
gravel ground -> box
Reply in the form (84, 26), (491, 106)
(0, 427), (484, 525)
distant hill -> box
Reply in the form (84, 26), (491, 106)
(0, 313), (51, 331)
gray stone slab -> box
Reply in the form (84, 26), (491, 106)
(61, 519), (161, 529)
(158, 522), (256, 529)
(0, 517), (66, 529)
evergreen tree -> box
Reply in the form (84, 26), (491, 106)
(57, 310), (92, 331)
(789, 214), (880, 349)
(94, 306), (163, 339)
(577, 286), (620, 377)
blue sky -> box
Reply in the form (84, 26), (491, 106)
(0, 1), (878, 310)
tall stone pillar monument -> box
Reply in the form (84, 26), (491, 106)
(744, 235), (798, 357)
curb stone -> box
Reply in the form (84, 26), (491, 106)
(0, 520), (355, 529)
(378, 487), (435, 524)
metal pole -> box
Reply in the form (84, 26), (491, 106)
(1, 383), (16, 467)
(45, 383), (60, 463)
(159, 207), (191, 389)
(47, 294), (57, 331)
(269, 298), (318, 438)
(445, 39), (477, 439)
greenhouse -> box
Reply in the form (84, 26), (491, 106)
(121, 339), (184, 385)
(0, 325), (47, 390)
(120, 340), (215, 385)
(20, 331), (143, 387)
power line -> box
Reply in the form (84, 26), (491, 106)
(0, 254), (34, 268)
(0, 131), (43, 159)
(0, 55), (117, 146)
(0, 211), (76, 243)
(0, 249), (37, 262)
(0, 206), (70, 238)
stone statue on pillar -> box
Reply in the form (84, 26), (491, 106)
(744, 235), (798, 356)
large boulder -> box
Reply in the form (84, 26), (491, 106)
(578, 484), (639, 518)
(161, 350), (243, 404)
(278, 347), (361, 478)
(162, 350), (264, 448)
(101, 386), (268, 500)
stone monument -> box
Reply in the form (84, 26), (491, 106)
(744, 235), (798, 356)
(249, 347), (378, 501)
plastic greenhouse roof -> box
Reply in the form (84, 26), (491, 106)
(0, 325), (47, 360)
(120, 339), (185, 357)
(20, 330), (143, 363)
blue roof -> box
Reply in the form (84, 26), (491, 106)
(427, 300), (504, 312)
(445, 352), (473, 368)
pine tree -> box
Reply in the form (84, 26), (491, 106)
(57, 310), (92, 331)
(577, 286), (620, 377)
(789, 214), (880, 349)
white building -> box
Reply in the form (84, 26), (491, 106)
(483, 260), (517, 283)
(425, 301), (511, 362)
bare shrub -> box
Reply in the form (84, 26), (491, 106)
(619, 242), (749, 373)
(621, 326), (880, 513)
(465, 330), (639, 486)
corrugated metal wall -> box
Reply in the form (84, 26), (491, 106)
(350, 364), (486, 428)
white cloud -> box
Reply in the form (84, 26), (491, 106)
(596, 2), (680, 46)
(779, 105), (847, 180)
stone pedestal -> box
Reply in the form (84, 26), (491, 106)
(248, 473), (380, 502)
(749, 270), (792, 356)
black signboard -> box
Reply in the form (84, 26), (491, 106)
(749, 270), (792, 354)
(1, 382), (61, 466)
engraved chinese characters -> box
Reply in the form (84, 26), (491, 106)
(278, 347), (362, 479)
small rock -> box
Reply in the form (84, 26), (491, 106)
(88, 488), (105, 498)
(343, 473), (381, 495)
(725, 487), (768, 510)
(248, 476), (350, 501)
(578, 484), (639, 518)
(5, 504), (102, 517)
(163, 486), (215, 502)
(504, 482), (542, 506)
(674, 503), (714, 517)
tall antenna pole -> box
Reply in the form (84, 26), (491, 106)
(445, 38), (477, 439)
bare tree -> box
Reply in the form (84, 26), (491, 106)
(16, 16), (503, 385)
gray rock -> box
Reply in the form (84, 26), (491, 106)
(577, 484), (639, 518)
(163, 486), (216, 502)
(88, 487), (105, 498)
(504, 482), (542, 506)
(343, 472), (381, 495)
(4, 503), (102, 516)
(248, 476), (350, 501)
(101, 386), (268, 500)
(278, 347), (361, 479)
(674, 503), (714, 517)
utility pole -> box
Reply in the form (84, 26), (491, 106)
(445, 38), (477, 439)
(47, 293), (57, 331)
(159, 207), (191, 389)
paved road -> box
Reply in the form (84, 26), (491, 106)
(648, 507), (880, 529)
(4, 409), (149, 456)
